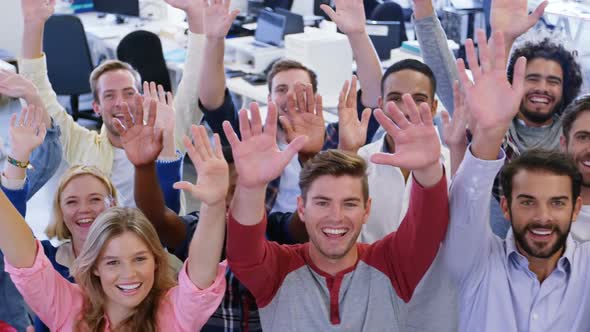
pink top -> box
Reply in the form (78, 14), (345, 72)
(5, 241), (226, 331)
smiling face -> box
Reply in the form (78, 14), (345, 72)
(501, 170), (581, 260)
(562, 110), (590, 187)
(60, 174), (114, 248)
(94, 231), (156, 317)
(270, 68), (313, 117)
(92, 69), (139, 136)
(297, 175), (371, 270)
(379, 69), (438, 119)
(519, 58), (564, 126)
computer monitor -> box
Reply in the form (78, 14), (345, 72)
(366, 21), (402, 60)
(254, 9), (287, 47)
(275, 8), (304, 35)
(93, 0), (140, 17)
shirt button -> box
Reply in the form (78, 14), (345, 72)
(532, 313), (539, 320)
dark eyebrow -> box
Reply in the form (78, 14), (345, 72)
(102, 250), (150, 261)
(550, 196), (570, 201)
(516, 194), (536, 200)
(412, 92), (430, 100)
(574, 130), (590, 136)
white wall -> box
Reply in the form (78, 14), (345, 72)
(0, 0), (23, 57)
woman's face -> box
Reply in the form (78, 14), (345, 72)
(59, 175), (113, 245)
(94, 231), (156, 315)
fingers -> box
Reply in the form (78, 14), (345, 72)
(295, 82), (306, 112)
(146, 99), (157, 127)
(347, 75), (358, 109)
(249, 102), (263, 135)
(112, 117), (127, 136)
(374, 108), (400, 137)
(279, 115), (295, 139)
(529, 1), (548, 27)
(369, 152), (397, 166)
(282, 135), (308, 163)
(213, 133), (223, 159)
(173, 180), (196, 193)
(238, 108), (251, 140)
(386, 101), (410, 129)
(402, 94), (422, 125)
(223, 120), (241, 147)
(476, 30), (491, 73)
(512, 56), (527, 97)
(265, 101), (279, 138)
(305, 83), (315, 114)
(133, 94), (144, 125)
(338, 79), (350, 111)
(452, 80), (462, 110)
(464, 38), (481, 81)
(360, 108), (372, 130)
(320, 4), (337, 21)
(490, 31), (506, 71)
(9, 113), (17, 128)
(418, 102), (434, 125)
(456, 58), (473, 90)
(157, 84), (167, 104)
(440, 110), (450, 126)
(315, 94), (324, 121)
(119, 102), (134, 130)
(166, 91), (174, 106)
(287, 92), (298, 115)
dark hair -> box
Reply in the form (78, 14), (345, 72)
(299, 150), (368, 203)
(267, 59), (318, 94)
(381, 59), (437, 97)
(500, 149), (582, 205)
(561, 94), (590, 143)
(506, 38), (582, 115)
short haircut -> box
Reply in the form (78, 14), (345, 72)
(506, 38), (582, 115)
(267, 59), (318, 94)
(299, 150), (369, 204)
(381, 59), (437, 97)
(500, 149), (582, 205)
(561, 94), (590, 143)
(89, 60), (142, 102)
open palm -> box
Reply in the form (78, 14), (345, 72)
(223, 102), (307, 188)
(280, 84), (325, 155)
(337, 76), (371, 152)
(371, 96), (441, 171)
(321, 0), (366, 34)
(457, 30), (526, 134)
(116, 97), (164, 167)
(9, 105), (47, 157)
(175, 125), (229, 205)
(491, 0), (547, 40)
(203, 0), (240, 38)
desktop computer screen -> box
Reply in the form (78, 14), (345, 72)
(93, 0), (140, 17)
(275, 8), (304, 35)
(254, 9), (287, 47)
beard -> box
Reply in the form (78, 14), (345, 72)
(519, 98), (563, 125)
(510, 210), (571, 259)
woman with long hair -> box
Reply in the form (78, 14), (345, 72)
(1, 102), (228, 330)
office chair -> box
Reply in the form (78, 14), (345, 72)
(370, 2), (408, 42)
(117, 30), (172, 93)
(43, 14), (101, 124)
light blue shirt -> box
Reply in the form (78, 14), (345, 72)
(444, 147), (590, 331)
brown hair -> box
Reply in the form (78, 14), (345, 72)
(299, 150), (369, 204)
(89, 60), (142, 102)
(267, 59), (318, 94)
(46, 165), (118, 241)
(70, 208), (176, 332)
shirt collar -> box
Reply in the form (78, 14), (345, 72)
(505, 228), (574, 275)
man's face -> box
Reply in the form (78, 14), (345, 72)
(92, 69), (139, 136)
(270, 69), (312, 117)
(562, 111), (590, 186)
(297, 175), (370, 264)
(501, 170), (581, 260)
(519, 58), (564, 125)
(379, 69), (437, 119)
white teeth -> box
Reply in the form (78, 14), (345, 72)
(117, 283), (141, 290)
(530, 97), (549, 104)
(77, 219), (93, 224)
(323, 228), (347, 235)
(583, 161), (590, 167)
(531, 229), (552, 236)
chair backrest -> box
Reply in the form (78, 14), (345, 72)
(43, 14), (94, 95)
(116, 30), (171, 92)
(370, 2), (408, 42)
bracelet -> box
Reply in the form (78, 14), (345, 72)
(6, 156), (32, 169)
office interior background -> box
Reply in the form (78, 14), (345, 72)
(1, 0), (590, 242)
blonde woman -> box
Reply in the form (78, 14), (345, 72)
(1, 100), (228, 331)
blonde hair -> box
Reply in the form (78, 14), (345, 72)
(70, 207), (176, 332)
(90, 60), (142, 102)
(45, 165), (118, 241)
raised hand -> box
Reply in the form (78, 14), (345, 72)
(143, 82), (175, 137)
(491, 0), (547, 41)
(278, 82), (325, 158)
(371, 95), (442, 187)
(441, 81), (469, 149)
(164, 0), (207, 32)
(0, 70), (38, 101)
(114, 95), (164, 167)
(174, 126), (229, 206)
(223, 102), (308, 189)
(8, 105), (47, 162)
(457, 30), (526, 136)
(21, 0), (55, 25)
(203, 0), (240, 38)
(457, 30), (526, 159)
(337, 76), (372, 153)
(321, 0), (366, 35)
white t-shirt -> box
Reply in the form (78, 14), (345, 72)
(572, 205), (590, 242)
(270, 142), (302, 214)
(109, 147), (136, 208)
